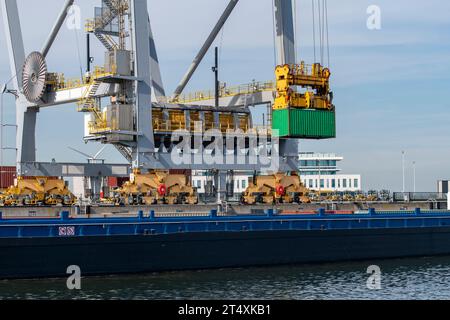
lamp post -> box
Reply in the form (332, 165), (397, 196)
(212, 46), (219, 108)
(413, 161), (416, 193)
(402, 151), (405, 194)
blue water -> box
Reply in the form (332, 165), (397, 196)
(1, 256), (450, 300)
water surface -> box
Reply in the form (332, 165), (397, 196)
(1, 256), (449, 300)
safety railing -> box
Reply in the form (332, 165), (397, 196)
(152, 120), (254, 134)
(50, 66), (116, 92)
(85, 19), (96, 33)
(393, 192), (448, 202)
(153, 121), (186, 133)
(174, 81), (276, 104)
(86, 5), (119, 33)
(46, 74), (85, 91)
(153, 119), (255, 135)
(251, 125), (272, 135)
(284, 63), (318, 77)
(88, 119), (110, 134)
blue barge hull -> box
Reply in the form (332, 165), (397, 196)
(2, 209), (450, 279)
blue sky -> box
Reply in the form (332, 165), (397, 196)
(1, 0), (450, 192)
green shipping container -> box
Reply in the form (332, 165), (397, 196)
(272, 108), (336, 139)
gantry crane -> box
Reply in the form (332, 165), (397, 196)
(0, 0), (334, 206)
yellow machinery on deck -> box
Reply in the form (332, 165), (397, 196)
(241, 172), (310, 205)
(113, 170), (198, 205)
(0, 177), (76, 206)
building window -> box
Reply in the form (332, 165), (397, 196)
(343, 179), (347, 188)
(309, 180), (313, 188)
(354, 179), (359, 189)
(332, 179), (336, 188)
(338, 179), (341, 188)
(349, 179), (352, 188)
(320, 179), (324, 188)
(242, 180), (247, 189)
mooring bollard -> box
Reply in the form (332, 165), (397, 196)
(368, 208), (376, 216)
(60, 211), (70, 221)
(149, 210), (155, 220)
(138, 210), (144, 220)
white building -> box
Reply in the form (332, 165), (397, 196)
(191, 152), (361, 195)
(191, 172), (250, 195)
(298, 152), (361, 192)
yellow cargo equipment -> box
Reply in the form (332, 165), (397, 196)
(0, 177), (76, 206)
(113, 170), (198, 205)
(273, 62), (333, 111)
(241, 172), (310, 204)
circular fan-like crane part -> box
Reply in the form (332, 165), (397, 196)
(22, 51), (47, 103)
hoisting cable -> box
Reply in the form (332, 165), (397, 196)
(321, 0), (326, 67)
(312, 0), (316, 62)
(293, 0), (299, 62)
(2, 74), (17, 90)
(219, 24), (226, 68)
(73, 27), (84, 80)
(325, 0), (330, 68)
(317, 0), (323, 65)
(217, 22), (225, 94)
